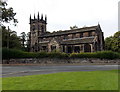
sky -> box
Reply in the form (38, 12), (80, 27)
(5, 0), (119, 38)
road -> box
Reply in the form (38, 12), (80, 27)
(2, 65), (119, 77)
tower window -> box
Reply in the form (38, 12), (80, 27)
(41, 25), (44, 33)
(38, 25), (40, 30)
(32, 25), (35, 31)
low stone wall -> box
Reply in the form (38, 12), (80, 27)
(2, 58), (120, 64)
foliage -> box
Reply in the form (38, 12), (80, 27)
(48, 52), (68, 58)
(105, 31), (120, 52)
(20, 32), (26, 47)
(70, 25), (78, 30)
(2, 48), (120, 60)
(70, 51), (120, 59)
(2, 70), (118, 90)
(2, 48), (37, 59)
(0, 0), (18, 26)
(95, 51), (120, 59)
(2, 27), (21, 49)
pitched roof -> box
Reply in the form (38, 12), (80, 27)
(61, 37), (95, 45)
(39, 36), (95, 45)
(39, 25), (99, 38)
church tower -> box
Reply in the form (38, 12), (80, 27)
(29, 13), (47, 52)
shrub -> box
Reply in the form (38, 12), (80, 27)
(2, 48), (120, 60)
(48, 52), (68, 58)
(70, 51), (120, 60)
(2, 48), (36, 59)
(95, 51), (120, 59)
(36, 51), (48, 58)
(70, 52), (96, 58)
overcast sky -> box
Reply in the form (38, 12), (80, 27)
(6, 0), (119, 38)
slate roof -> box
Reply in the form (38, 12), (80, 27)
(60, 37), (95, 45)
(39, 25), (98, 38)
(39, 36), (95, 45)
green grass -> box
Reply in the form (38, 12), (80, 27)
(2, 70), (119, 90)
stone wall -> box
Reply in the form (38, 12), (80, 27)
(2, 58), (120, 64)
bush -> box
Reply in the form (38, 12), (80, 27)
(36, 51), (48, 58)
(2, 48), (120, 60)
(70, 51), (120, 60)
(48, 52), (68, 58)
(70, 52), (97, 58)
(95, 51), (120, 59)
(2, 48), (36, 59)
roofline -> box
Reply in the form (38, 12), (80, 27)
(39, 24), (100, 38)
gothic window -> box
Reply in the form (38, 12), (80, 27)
(74, 46), (80, 53)
(88, 31), (92, 37)
(84, 44), (91, 52)
(41, 25), (44, 33)
(51, 45), (56, 51)
(67, 46), (72, 53)
(42, 46), (47, 51)
(38, 25), (40, 31)
(32, 25), (35, 31)
(63, 35), (68, 40)
(80, 33), (83, 38)
(62, 45), (65, 52)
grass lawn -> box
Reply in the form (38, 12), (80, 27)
(2, 70), (119, 90)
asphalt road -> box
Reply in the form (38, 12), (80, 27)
(2, 65), (119, 77)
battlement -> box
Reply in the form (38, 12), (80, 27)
(29, 12), (47, 24)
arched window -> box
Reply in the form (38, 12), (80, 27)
(32, 25), (35, 31)
(41, 25), (44, 33)
(84, 44), (91, 52)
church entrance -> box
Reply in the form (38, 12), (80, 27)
(84, 44), (91, 52)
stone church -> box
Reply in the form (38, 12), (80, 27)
(29, 13), (104, 53)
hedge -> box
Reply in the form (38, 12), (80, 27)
(2, 48), (120, 60)
(70, 51), (120, 59)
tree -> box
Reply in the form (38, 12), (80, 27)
(111, 31), (120, 52)
(20, 32), (26, 47)
(0, 0), (18, 26)
(26, 32), (31, 51)
(70, 25), (78, 30)
(105, 36), (113, 51)
(105, 31), (120, 52)
(1, 0), (20, 49)
(2, 26), (21, 49)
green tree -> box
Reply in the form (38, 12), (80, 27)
(2, 26), (21, 49)
(0, 0), (18, 26)
(20, 32), (26, 47)
(112, 31), (120, 52)
(70, 25), (78, 30)
(105, 36), (113, 50)
(26, 32), (31, 51)
(105, 31), (120, 52)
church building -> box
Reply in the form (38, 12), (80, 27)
(29, 13), (104, 53)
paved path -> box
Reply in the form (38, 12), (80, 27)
(2, 65), (119, 77)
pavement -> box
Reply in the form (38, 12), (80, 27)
(2, 64), (119, 77)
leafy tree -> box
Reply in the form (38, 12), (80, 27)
(105, 31), (120, 52)
(70, 25), (78, 30)
(111, 31), (120, 52)
(2, 26), (21, 49)
(105, 36), (113, 50)
(20, 32), (26, 47)
(26, 32), (31, 51)
(0, 0), (18, 26)
(1, 0), (20, 49)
